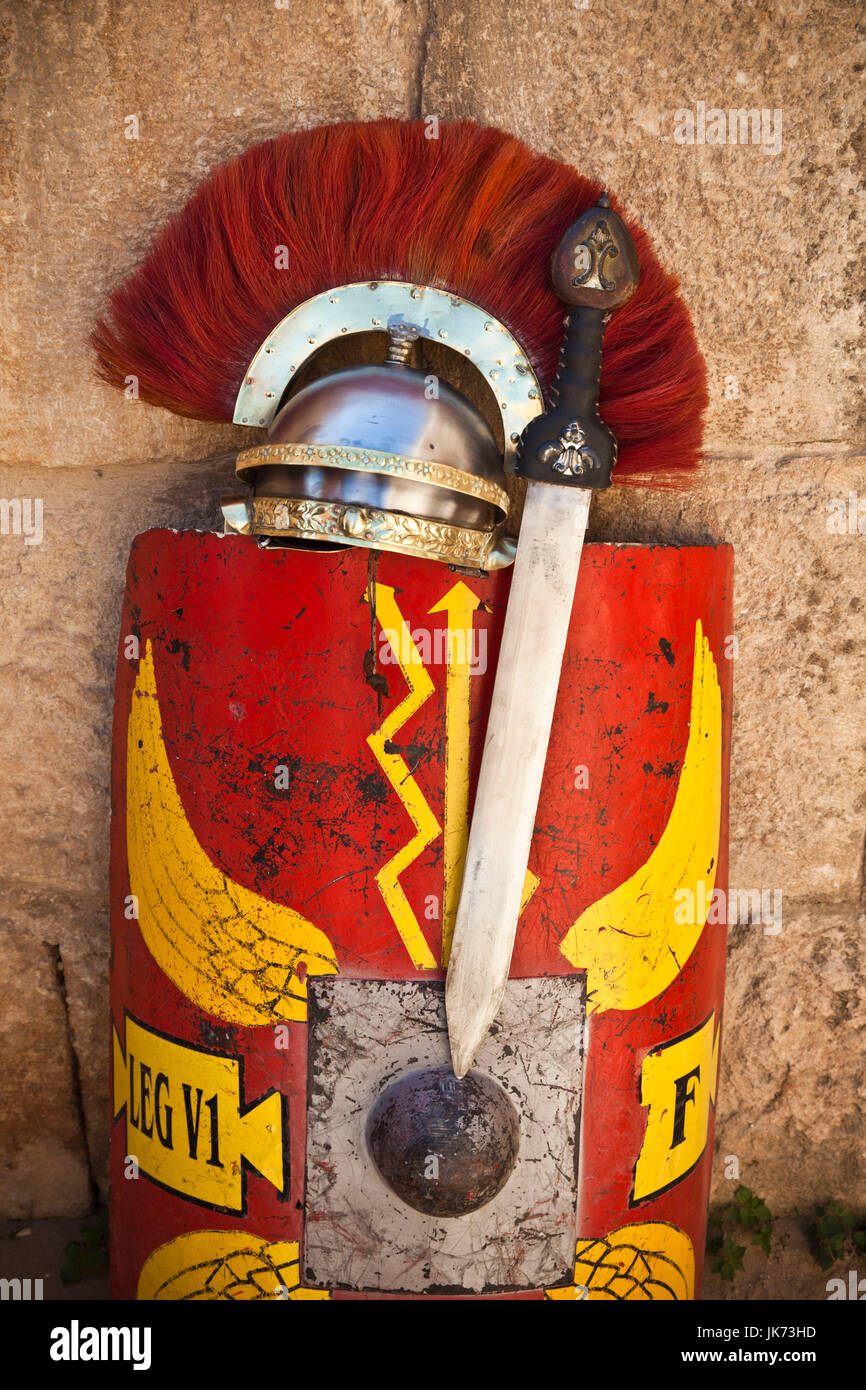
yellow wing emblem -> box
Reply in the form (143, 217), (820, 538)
(559, 620), (722, 1013)
(138, 1231), (329, 1301)
(546, 1222), (694, 1301)
(126, 642), (337, 1025)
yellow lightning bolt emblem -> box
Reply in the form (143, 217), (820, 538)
(365, 583), (439, 970)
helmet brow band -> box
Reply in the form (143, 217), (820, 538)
(235, 444), (509, 514)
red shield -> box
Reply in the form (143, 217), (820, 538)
(110, 533), (732, 1300)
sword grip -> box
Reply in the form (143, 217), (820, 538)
(552, 306), (607, 416)
(514, 195), (638, 492)
(517, 307), (615, 489)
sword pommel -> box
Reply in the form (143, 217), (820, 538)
(515, 196), (639, 491)
(550, 195), (639, 310)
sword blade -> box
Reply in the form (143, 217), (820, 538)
(445, 481), (591, 1076)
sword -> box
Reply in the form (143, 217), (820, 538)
(446, 196), (639, 1077)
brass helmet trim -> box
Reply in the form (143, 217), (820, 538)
(247, 497), (516, 570)
(232, 281), (543, 469)
(234, 443), (510, 516)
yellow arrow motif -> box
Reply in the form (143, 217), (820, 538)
(559, 619), (722, 1013)
(429, 582), (479, 966)
(365, 583), (439, 970)
(430, 582), (540, 966)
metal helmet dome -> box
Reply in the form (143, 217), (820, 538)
(231, 329), (511, 568)
(222, 282), (550, 570)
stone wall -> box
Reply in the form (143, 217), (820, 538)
(0, 0), (863, 1283)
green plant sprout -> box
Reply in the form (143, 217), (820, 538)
(60, 1209), (109, 1285)
(806, 1202), (866, 1271)
(706, 1185), (773, 1280)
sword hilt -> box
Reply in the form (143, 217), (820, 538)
(515, 195), (639, 490)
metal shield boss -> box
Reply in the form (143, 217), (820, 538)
(110, 533), (732, 1300)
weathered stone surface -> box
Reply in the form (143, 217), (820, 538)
(0, 927), (92, 1217)
(1, 881), (111, 1199)
(0, 455), (233, 1199)
(592, 452), (866, 905)
(710, 906), (866, 1215)
(597, 457), (866, 1224)
(422, 0), (866, 450)
(0, 0), (426, 472)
